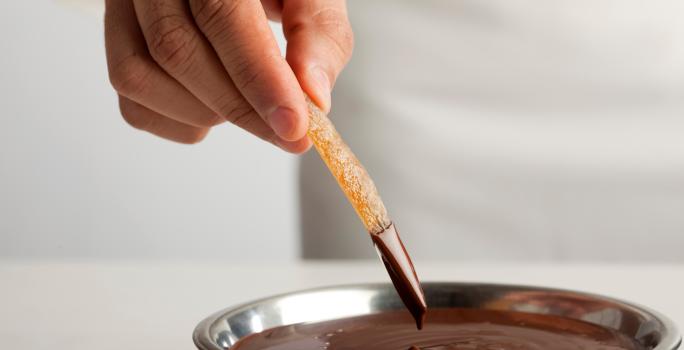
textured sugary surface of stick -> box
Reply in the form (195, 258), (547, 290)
(306, 98), (391, 234)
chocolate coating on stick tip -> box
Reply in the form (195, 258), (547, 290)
(305, 98), (426, 328)
(371, 222), (427, 329)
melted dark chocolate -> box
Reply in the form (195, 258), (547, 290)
(231, 308), (645, 350)
(371, 222), (427, 329)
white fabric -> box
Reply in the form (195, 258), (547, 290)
(300, 0), (684, 261)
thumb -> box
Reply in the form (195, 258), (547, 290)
(282, 0), (354, 112)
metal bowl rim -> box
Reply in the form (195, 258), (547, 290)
(193, 281), (681, 350)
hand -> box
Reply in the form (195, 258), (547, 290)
(104, 0), (353, 153)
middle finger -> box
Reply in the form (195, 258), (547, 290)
(132, 0), (272, 139)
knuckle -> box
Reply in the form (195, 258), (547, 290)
(208, 89), (253, 125)
(217, 97), (255, 128)
(213, 92), (241, 116)
(235, 64), (262, 91)
(146, 14), (198, 74)
(229, 108), (255, 129)
(109, 54), (153, 97)
(337, 23), (354, 58)
(190, 0), (241, 34)
(231, 54), (278, 90)
(315, 10), (354, 59)
(119, 100), (156, 131)
(285, 8), (354, 60)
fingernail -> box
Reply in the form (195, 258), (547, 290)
(311, 67), (331, 112)
(268, 106), (299, 140)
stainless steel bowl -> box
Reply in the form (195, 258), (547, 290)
(193, 283), (681, 350)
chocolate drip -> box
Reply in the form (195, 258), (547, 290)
(371, 222), (426, 329)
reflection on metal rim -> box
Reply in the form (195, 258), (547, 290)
(193, 282), (681, 350)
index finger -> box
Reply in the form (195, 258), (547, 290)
(189, 0), (308, 141)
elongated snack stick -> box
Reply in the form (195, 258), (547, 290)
(305, 97), (391, 234)
(305, 96), (427, 329)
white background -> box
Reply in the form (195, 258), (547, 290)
(0, 1), (300, 261)
(4, 1), (684, 263)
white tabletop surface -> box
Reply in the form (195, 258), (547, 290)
(0, 261), (681, 349)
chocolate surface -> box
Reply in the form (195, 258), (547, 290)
(231, 308), (645, 350)
(371, 222), (426, 329)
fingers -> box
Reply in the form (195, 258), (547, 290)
(131, 0), (271, 139)
(282, 0), (354, 112)
(106, 0), (309, 152)
(119, 96), (210, 144)
(260, 0), (283, 21)
(130, 0), (309, 152)
(189, 0), (308, 141)
(119, 95), (311, 152)
(105, 0), (222, 129)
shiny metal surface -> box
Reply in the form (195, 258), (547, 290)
(193, 283), (681, 350)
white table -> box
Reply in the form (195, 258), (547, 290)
(1, 261), (681, 349)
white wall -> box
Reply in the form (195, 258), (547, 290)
(0, 1), (300, 261)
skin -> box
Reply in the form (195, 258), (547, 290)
(104, 0), (354, 153)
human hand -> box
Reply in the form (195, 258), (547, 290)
(104, 0), (353, 152)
